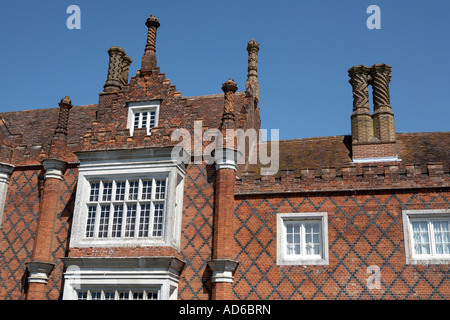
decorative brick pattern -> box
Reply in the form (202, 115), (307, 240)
(45, 167), (77, 300)
(232, 191), (450, 299)
(177, 163), (214, 299)
(0, 169), (40, 299)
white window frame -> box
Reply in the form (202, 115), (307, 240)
(277, 212), (329, 265)
(62, 257), (184, 300)
(71, 148), (185, 250)
(75, 288), (160, 300)
(402, 209), (450, 265)
(127, 101), (160, 136)
(83, 177), (168, 240)
(0, 163), (14, 228)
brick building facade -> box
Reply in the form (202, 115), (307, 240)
(0, 15), (449, 300)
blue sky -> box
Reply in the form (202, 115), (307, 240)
(1, 0), (449, 140)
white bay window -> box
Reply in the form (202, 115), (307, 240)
(84, 178), (167, 240)
(70, 147), (186, 249)
(62, 257), (185, 300)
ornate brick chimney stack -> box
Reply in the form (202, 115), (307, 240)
(121, 54), (133, 86)
(348, 64), (398, 162)
(48, 96), (73, 159)
(140, 14), (160, 76)
(103, 46), (128, 92)
(246, 39), (259, 102)
(371, 64), (395, 142)
(349, 65), (374, 144)
(221, 79), (238, 129)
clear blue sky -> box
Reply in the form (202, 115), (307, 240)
(1, 0), (449, 140)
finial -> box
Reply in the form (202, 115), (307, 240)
(222, 79), (238, 93)
(145, 15), (160, 29)
(247, 39), (259, 51)
(59, 96), (72, 108)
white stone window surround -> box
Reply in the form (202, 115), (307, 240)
(402, 209), (450, 265)
(276, 212), (329, 266)
(126, 100), (160, 136)
(0, 163), (14, 228)
(71, 147), (186, 250)
(61, 257), (185, 300)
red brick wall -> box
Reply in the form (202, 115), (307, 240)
(0, 166), (76, 300)
(352, 141), (398, 160)
(177, 163), (215, 299)
(232, 190), (450, 299)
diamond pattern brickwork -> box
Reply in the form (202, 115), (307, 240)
(46, 166), (77, 300)
(177, 163), (214, 299)
(232, 191), (450, 299)
(0, 167), (78, 300)
(0, 169), (40, 300)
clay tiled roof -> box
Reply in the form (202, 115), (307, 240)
(245, 132), (450, 176)
(0, 104), (97, 165)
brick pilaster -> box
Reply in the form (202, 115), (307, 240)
(209, 79), (240, 300)
(26, 96), (72, 300)
(26, 159), (67, 300)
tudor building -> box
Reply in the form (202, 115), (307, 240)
(0, 15), (449, 300)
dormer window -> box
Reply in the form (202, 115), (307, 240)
(127, 101), (160, 135)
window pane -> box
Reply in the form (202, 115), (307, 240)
(104, 291), (115, 300)
(98, 205), (110, 238)
(132, 291), (144, 300)
(118, 291), (129, 300)
(142, 180), (152, 200)
(149, 111), (156, 129)
(112, 204), (124, 238)
(125, 204), (137, 237)
(155, 179), (166, 199)
(77, 291), (88, 300)
(128, 181), (139, 200)
(85, 205), (97, 238)
(90, 291), (102, 300)
(89, 182), (100, 202)
(102, 182), (113, 201)
(115, 181), (126, 201)
(152, 203), (164, 237)
(134, 112), (141, 128)
(286, 222), (301, 255)
(147, 291), (158, 300)
(305, 222), (321, 255)
(433, 220), (450, 255)
(139, 204), (151, 237)
(141, 112), (147, 128)
(412, 221), (430, 255)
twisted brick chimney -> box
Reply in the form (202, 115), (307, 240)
(348, 63), (398, 162)
(140, 14), (160, 76)
(103, 46), (132, 92)
(221, 79), (238, 129)
(48, 96), (73, 160)
(246, 39), (259, 102)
